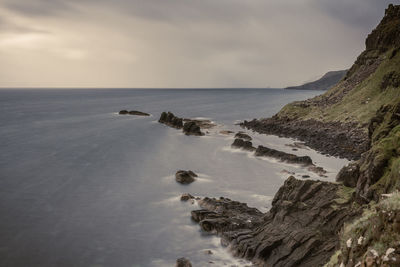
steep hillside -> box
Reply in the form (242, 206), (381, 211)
(285, 70), (347, 91)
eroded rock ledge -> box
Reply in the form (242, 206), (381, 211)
(191, 176), (360, 267)
(241, 117), (369, 160)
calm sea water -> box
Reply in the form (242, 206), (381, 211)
(0, 89), (348, 267)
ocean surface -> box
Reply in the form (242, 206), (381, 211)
(0, 89), (348, 267)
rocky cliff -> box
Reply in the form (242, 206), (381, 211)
(192, 4), (400, 266)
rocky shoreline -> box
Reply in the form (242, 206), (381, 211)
(191, 177), (360, 266)
(241, 117), (369, 161)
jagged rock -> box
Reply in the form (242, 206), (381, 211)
(181, 193), (195, 201)
(231, 138), (255, 151)
(175, 170), (197, 184)
(159, 112), (184, 129)
(191, 176), (359, 266)
(183, 121), (203, 136)
(336, 162), (360, 188)
(176, 257), (192, 267)
(234, 132), (252, 141)
(381, 71), (400, 90)
(255, 145), (313, 165)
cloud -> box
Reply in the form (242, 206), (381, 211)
(0, 0), (395, 87)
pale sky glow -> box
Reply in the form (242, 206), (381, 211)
(0, 0), (395, 88)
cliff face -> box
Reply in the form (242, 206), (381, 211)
(194, 4), (400, 267)
(285, 70), (347, 91)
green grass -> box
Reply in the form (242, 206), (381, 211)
(277, 48), (400, 127)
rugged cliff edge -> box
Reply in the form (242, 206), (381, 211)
(191, 4), (400, 266)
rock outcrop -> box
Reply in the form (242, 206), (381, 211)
(175, 170), (198, 184)
(119, 110), (150, 116)
(255, 145), (313, 165)
(158, 112), (216, 136)
(191, 176), (359, 266)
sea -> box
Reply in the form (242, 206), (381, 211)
(0, 88), (349, 267)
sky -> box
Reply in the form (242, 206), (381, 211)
(0, 0), (395, 88)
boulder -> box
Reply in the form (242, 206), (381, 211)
(159, 112), (184, 128)
(175, 170), (197, 184)
(119, 110), (129, 115)
(336, 162), (360, 188)
(176, 257), (192, 267)
(231, 138), (255, 151)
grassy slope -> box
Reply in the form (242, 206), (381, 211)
(278, 48), (400, 127)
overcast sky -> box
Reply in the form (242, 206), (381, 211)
(0, 0), (394, 88)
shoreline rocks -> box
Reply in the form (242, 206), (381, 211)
(175, 170), (198, 184)
(191, 176), (360, 266)
(255, 145), (313, 165)
(241, 117), (369, 160)
(231, 138), (255, 151)
(119, 110), (150, 116)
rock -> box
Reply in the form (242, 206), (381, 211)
(234, 132), (252, 141)
(242, 118), (368, 160)
(255, 145), (313, 165)
(336, 162), (360, 188)
(119, 110), (129, 115)
(175, 170), (197, 184)
(181, 193), (195, 201)
(191, 176), (360, 266)
(231, 138), (255, 151)
(183, 121), (203, 136)
(176, 257), (192, 267)
(159, 112), (184, 129)
(128, 110), (150, 116)
(220, 130), (234, 135)
(302, 175), (310, 178)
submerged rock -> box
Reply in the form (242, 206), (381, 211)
(175, 170), (198, 184)
(119, 110), (129, 115)
(176, 257), (192, 267)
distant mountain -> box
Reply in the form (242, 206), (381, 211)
(285, 69), (347, 90)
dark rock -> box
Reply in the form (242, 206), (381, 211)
(242, 118), (368, 160)
(231, 138), (255, 151)
(255, 145), (313, 165)
(176, 257), (192, 267)
(119, 110), (129, 115)
(302, 175), (310, 178)
(181, 193), (195, 201)
(307, 165), (328, 177)
(159, 112), (183, 129)
(191, 176), (360, 266)
(234, 132), (252, 141)
(381, 71), (400, 90)
(175, 170), (197, 184)
(336, 162), (360, 188)
(128, 110), (150, 116)
(183, 121), (203, 136)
